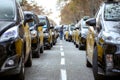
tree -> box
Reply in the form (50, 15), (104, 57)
(59, 0), (104, 24)
(22, 1), (45, 15)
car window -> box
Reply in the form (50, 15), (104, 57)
(39, 18), (47, 28)
(0, 0), (15, 20)
(104, 2), (120, 21)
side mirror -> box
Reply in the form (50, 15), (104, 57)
(24, 14), (34, 25)
(86, 18), (96, 26)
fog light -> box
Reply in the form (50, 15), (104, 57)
(106, 54), (113, 67)
(6, 60), (15, 66)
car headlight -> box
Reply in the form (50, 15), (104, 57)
(100, 31), (120, 44)
(31, 30), (37, 38)
(0, 27), (18, 42)
(52, 32), (54, 35)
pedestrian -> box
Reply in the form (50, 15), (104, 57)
(60, 25), (64, 40)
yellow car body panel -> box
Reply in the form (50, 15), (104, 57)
(38, 26), (44, 45)
(75, 29), (80, 45)
(49, 29), (53, 43)
(65, 31), (69, 40)
(72, 30), (76, 42)
(23, 23), (31, 62)
(86, 26), (95, 64)
(97, 44), (103, 62)
(15, 39), (23, 56)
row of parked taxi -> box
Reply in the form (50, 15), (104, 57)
(64, 1), (120, 80)
(64, 16), (89, 50)
(0, 0), (59, 80)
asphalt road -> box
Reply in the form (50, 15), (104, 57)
(1, 39), (119, 80)
(25, 39), (94, 80)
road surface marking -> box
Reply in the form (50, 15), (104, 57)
(61, 69), (67, 80)
(61, 52), (64, 57)
(60, 46), (63, 48)
(61, 58), (65, 65)
(60, 47), (63, 51)
(60, 41), (62, 44)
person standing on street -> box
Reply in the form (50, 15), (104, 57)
(60, 25), (64, 40)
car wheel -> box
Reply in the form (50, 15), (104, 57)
(93, 47), (100, 80)
(76, 44), (78, 48)
(86, 58), (92, 67)
(25, 50), (32, 67)
(79, 44), (82, 50)
(40, 46), (44, 54)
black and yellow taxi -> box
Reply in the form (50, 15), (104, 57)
(38, 15), (53, 49)
(68, 24), (74, 42)
(78, 16), (89, 50)
(0, 0), (32, 80)
(74, 22), (80, 48)
(50, 24), (57, 45)
(86, 1), (120, 80)
(64, 25), (69, 41)
(24, 11), (44, 58)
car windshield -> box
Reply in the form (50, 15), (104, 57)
(0, 0), (15, 21)
(104, 2), (120, 21)
(81, 21), (88, 29)
(70, 26), (74, 31)
(28, 21), (35, 27)
(39, 18), (47, 28)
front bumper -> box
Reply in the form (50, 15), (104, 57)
(44, 36), (50, 47)
(0, 39), (22, 76)
(100, 43), (120, 76)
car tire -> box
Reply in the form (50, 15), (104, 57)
(33, 44), (40, 58)
(25, 50), (32, 67)
(93, 47), (100, 80)
(76, 44), (78, 48)
(86, 58), (92, 67)
(40, 46), (44, 54)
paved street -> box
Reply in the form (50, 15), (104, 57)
(25, 39), (94, 80)
(1, 39), (119, 80)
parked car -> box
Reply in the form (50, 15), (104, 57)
(68, 24), (75, 42)
(64, 26), (69, 41)
(38, 15), (53, 49)
(74, 21), (81, 48)
(78, 16), (89, 50)
(0, 0), (32, 80)
(24, 11), (44, 58)
(86, 1), (120, 80)
(50, 25), (57, 45)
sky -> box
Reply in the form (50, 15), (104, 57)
(28, 0), (61, 25)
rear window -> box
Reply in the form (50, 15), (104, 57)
(0, 0), (15, 20)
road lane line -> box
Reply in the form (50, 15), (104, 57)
(61, 52), (64, 57)
(61, 58), (65, 65)
(61, 69), (67, 80)
(60, 46), (63, 48)
(60, 47), (63, 51)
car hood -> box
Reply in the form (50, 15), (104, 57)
(104, 21), (120, 33)
(0, 21), (15, 35)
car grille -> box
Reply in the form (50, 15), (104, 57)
(114, 55), (120, 69)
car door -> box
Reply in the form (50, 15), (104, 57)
(86, 25), (95, 64)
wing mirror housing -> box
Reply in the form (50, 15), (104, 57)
(86, 18), (96, 26)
